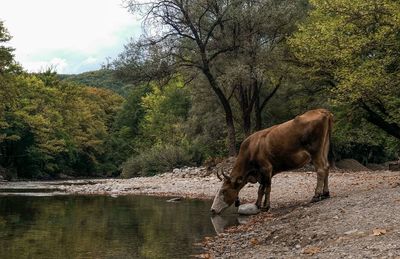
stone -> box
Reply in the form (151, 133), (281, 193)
(237, 203), (260, 215)
(388, 161), (400, 171)
(166, 197), (182, 202)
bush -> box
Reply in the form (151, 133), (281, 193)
(121, 144), (193, 178)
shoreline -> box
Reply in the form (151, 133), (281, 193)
(2, 169), (400, 258)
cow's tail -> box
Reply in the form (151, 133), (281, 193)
(327, 112), (335, 168)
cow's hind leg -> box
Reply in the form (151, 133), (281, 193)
(311, 158), (330, 202)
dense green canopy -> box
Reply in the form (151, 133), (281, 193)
(290, 0), (400, 140)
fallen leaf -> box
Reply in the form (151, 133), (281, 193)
(250, 238), (260, 246)
(204, 236), (212, 241)
(302, 246), (321, 255)
(372, 228), (387, 236)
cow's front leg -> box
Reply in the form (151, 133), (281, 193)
(255, 183), (265, 208)
(262, 177), (271, 211)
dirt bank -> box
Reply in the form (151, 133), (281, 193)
(2, 169), (400, 258)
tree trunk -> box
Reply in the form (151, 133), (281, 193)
(242, 110), (252, 137)
(237, 83), (253, 137)
(254, 77), (283, 131)
(202, 67), (237, 156)
(361, 102), (400, 140)
(254, 94), (262, 131)
(226, 114), (237, 156)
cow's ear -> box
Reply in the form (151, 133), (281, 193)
(234, 176), (244, 188)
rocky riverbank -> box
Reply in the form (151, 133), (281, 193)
(1, 167), (400, 258)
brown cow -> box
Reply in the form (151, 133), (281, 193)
(211, 109), (333, 214)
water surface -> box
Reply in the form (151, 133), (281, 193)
(0, 194), (238, 258)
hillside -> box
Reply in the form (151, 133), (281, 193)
(59, 69), (132, 96)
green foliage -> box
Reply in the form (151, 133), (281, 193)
(184, 82), (228, 160)
(3, 3), (400, 178)
(120, 77), (196, 177)
(60, 69), (131, 96)
(102, 84), (151, 171)
(0, 70), (124, 178)
(117, 75), (231, 177)
(121, 144), (193, 177)
(289, 0), (400, 160)
(331, 105), (399, 163)
(290, 0), (400, 139)
(139, 78), (190, 146)
(0, 20), (18, 74)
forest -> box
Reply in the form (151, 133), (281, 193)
(0, 0), (399, 179)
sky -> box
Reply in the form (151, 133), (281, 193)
(1, 0), (142, 74)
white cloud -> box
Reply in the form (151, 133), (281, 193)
(0, 0), (142, 73)
(83, 56), (98, 65)
(24, 58), (69, 74)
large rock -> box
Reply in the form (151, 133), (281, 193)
(0, 166), (8, 181)
(336, 159), (370, 171)
(238, 203), (260, 215)
(388, 161), (400, 171)
(366, 163), (387, 171)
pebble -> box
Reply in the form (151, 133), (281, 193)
(344, 229), (358, 235)
(166, 197), (183, 202)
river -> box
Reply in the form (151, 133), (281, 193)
(0, 184), (238, 258)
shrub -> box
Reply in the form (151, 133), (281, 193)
(121, 144), (193, 178)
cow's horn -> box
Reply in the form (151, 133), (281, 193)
(216, 170), (222, 181)
(221, 169), (231, 180)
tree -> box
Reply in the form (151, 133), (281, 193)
(214, 0), (307, 135)
(120, 77), (193, 177)
(120, 0), (238, 155)
(120, 0), (306, 154)
(0, 20), (16, 74)
(139, 77), (190, 147)
(0, 21), (22, 145)
(290, 0), (400, 140)
(0, 69), (125, 178)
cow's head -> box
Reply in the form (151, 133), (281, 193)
(210, 169), (247, 214)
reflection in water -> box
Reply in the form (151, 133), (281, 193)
(0, 195), (238, 259)
(210, 206), (244, 234)
(210, 215), (236, 234)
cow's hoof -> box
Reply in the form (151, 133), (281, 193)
(260, 206), (270, 212)
(322, 191), (330, 199)
(311, 193), (330, 203)
(311, 196), (321, 203)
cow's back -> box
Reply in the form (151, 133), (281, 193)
(250, 109), (332, 172)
